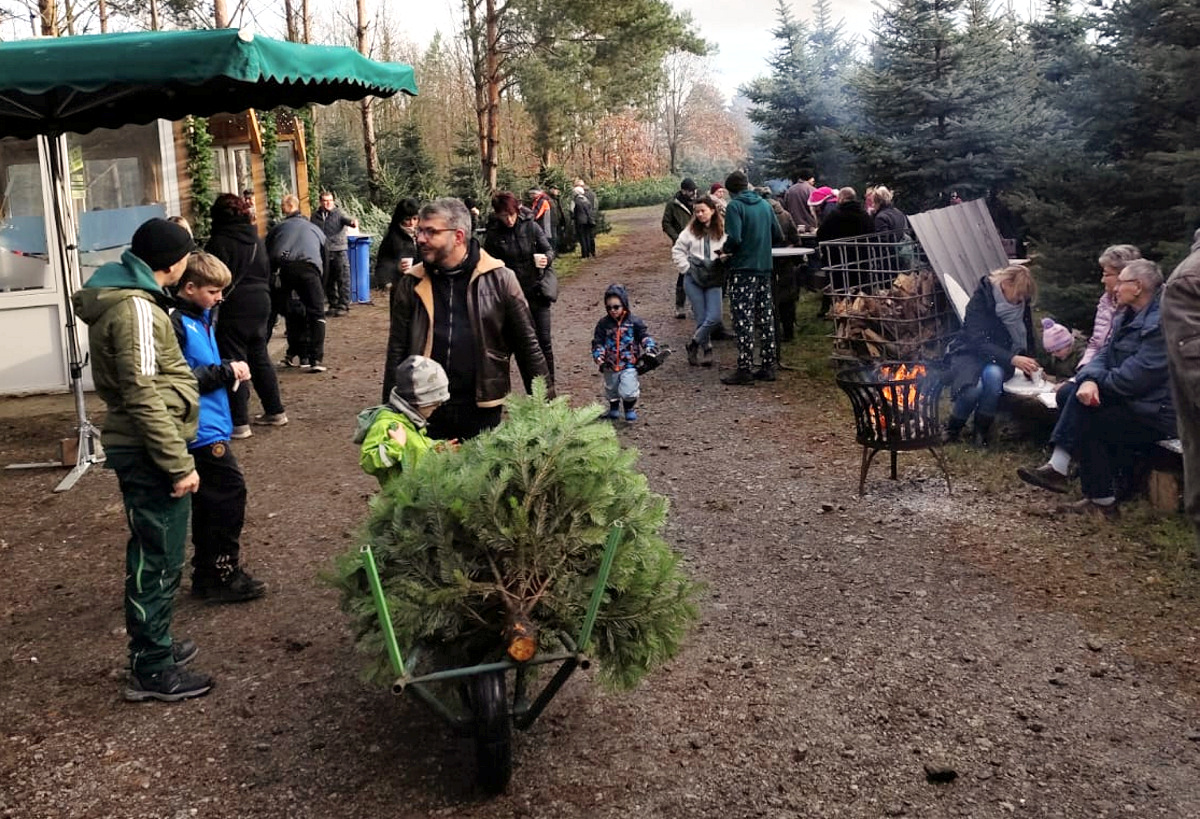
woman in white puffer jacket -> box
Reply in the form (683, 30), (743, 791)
(671, 194), (727, 366)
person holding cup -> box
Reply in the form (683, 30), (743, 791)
(484, 190), (557, 392)
(375, 197), (421, 295)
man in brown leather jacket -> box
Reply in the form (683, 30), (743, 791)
(383, 197), (549, 441)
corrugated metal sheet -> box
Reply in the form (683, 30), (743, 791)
(909, 199), (1010, 321)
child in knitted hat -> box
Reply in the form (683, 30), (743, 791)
(354, 355), (452, 485)
(1040, 317), (1083, 378)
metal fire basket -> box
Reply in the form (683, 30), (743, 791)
(835, 363), (952, 496)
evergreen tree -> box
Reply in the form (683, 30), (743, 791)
(332, 384), (698, 691)
(380, 121), (442, 203)
(744, 0), (854, 183)
(852, 0), (988, 209)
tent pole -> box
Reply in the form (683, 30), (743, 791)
(47, 133), (104, 492)
(5, 133), (106, 489)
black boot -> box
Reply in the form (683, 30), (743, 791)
(942, 415), (966, 444)
(972, 414), (994, 448)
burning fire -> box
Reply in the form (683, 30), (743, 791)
(868, 363), (928, 431)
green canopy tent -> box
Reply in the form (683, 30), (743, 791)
(0, 28), (416, 490)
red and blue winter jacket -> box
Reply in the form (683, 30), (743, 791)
(591, 284), (658, 372)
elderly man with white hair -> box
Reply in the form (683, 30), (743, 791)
(1018, 259), (1177, 518)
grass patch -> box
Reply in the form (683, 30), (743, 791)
(553, 221), (629, 284)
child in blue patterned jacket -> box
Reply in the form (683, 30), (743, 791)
(591, 284), (659, 422)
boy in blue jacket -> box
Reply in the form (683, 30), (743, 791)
(591, 284), (659, 422)
(171, 252), (266, 603)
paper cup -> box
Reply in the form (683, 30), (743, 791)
(533, 253), (548, 268)
(400, 257), (414, 272)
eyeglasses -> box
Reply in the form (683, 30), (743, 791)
(415, 227), (457, 238)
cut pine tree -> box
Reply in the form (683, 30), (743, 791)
(332, 381), (699, 691)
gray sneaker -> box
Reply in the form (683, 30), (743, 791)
(125, 665), (213, 702)
(306, 362), (328, 373)
(252, 413), (289, 426)
(230, 425), (252, 440)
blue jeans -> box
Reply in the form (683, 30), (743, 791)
(952, 363), (1005, 422)
(682, 273), (723, 347)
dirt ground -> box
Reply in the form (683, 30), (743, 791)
(1, 206), (1199, 818)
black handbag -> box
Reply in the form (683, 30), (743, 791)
(687, 236), (726, 288)
(535, 268), (559, 302)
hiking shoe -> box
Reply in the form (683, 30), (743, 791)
(306, 362), (328, 373)
(686, 340), (700, 366)
(1056, 497), (1119, 521)
(124, 665), (213, 703)
(172, 638), (198, 667)
(252, 412), (289, 426)
(278, 355), (300, 368)
(721, 369), (756, 386)
(192, 568), (266, 603)
(230, 425), (252, 440)
(674, 308), (687, 319)
(1017, 463), (1069, 494)
(701, 346), (714, 367)
(753, 365), (777, 382)
(624, 408), (638, 422)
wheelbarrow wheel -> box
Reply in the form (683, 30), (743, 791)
(468, 670), (512, 795)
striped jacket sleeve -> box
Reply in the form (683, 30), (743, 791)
(111, 296), (195, 480)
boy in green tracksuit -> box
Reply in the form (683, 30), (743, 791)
(72, 218), (215, 702)
(355, 356), (450, 485)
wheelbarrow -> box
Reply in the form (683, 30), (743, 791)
(359, 522), (624, 795)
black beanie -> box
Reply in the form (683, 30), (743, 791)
(680, 177), (697, 192)
(725, 170), (749, 194)
(130, 218), (196, 273)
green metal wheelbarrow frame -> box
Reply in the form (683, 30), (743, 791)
(359, 522), (623, 733)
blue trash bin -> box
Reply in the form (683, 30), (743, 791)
(348, 235), (373, 303)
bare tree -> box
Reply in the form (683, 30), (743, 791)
(214, 0), (227, 27)
(356, 0), (380, 202)
(283, 0), (295, 40)
(98, 0), (107, 32)
(658, 50), (704, 175)
(38, 0), (57, 35)
(464, 0), (504, 190)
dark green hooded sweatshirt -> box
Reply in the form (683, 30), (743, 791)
(71, 251), (198, 480)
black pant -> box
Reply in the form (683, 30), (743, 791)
(522, 300), (555, 393)
(325, 250), (351, 310)
(675, 273), (686, 310)
(279, 260), (326, 364)
(426, 401), (502, 442)
(190, 441), (247, 583)
(216, 295), (285, 425)
(577, 225), (596, 258)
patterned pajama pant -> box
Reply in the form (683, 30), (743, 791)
(727, 270), (776, 373)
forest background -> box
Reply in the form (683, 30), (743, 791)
(3, 0), (1198, 328)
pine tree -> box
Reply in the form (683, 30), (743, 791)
(852, 0), (977, 208)
(744, 0), (854, 183)
(332, 384), (699, 691)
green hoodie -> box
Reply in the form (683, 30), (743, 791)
(723, 189), (782, 275)
(72, 251), (198, 481)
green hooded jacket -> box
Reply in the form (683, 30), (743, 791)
(724, 189), (782, 275)
(71, 251), (199, 481)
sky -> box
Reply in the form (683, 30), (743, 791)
(404, 0), (878, 103)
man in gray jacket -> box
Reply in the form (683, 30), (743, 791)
(1161, 228), (1200, 567)
(268, 195), (327, 372)
(311, 191), (358, 316)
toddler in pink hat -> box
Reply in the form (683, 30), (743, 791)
(1041, 318), (1074, 359)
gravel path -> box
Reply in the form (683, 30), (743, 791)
(0, 206), (1197, 818)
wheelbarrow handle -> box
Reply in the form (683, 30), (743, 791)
(361, 544), (407, 677)
(576, 522), (624, 651)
